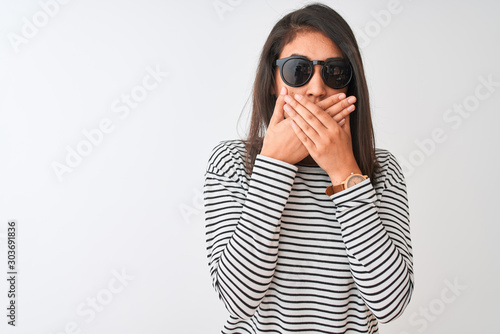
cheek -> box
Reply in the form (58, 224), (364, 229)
(274, 68), (304, 96)
(274, 70), (287, 95)
(279, 74), (311, 94)
(275, 77), (299, 97)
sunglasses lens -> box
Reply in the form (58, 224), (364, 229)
(282, 58), (312, 86)
(323, 61), (352, 89)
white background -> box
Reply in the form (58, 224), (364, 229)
(1, 0), (499, 333)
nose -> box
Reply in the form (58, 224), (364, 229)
(305, 64), (327, 100)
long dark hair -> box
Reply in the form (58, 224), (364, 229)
(245, 3), (380, 182)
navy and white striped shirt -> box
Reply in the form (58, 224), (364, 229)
(204, 140), (414, 333)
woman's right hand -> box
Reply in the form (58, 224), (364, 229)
(260, 87), (309, 164)
(260, 87), (356, 165)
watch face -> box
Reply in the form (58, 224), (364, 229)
(346, 174), (366, 188)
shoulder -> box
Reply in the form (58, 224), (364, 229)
(373, 148), (406, 189)
(205, 139), (248, 181)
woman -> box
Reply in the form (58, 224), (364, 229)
(204, 3), (414, 333)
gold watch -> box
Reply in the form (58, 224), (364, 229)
(325, 173), (368, 196)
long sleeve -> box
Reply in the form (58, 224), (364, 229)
(204, 142), (298, 319)
(330, 151), (414, 323)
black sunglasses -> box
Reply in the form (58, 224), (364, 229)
(275, 55), (353, 89)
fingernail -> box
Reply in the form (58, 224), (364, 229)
(294, 94), (302, 101)
(284, 95), (292, 103)
(284, 104), (291, 112)
(338, 93), (346, 100)
(338, 118), (345, 126)
(348, 97), (356, 104)
(347, 105), (355, 112)
(280, 87), (286, 95)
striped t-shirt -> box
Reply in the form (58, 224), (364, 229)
(204, 140), (414, 334)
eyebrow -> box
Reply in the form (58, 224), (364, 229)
(289, 53), (312, 60)
(289, 53), (344, 60)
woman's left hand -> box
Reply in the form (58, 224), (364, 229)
(284, 93), (362, 185)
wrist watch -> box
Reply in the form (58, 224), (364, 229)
(325, 173), (368, 196)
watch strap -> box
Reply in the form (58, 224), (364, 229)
(325, 174), (368, 196)
(325, 184), (345, 196)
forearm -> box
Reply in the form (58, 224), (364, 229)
(205, 154), (297, 319)
(332, 179), (414, 323)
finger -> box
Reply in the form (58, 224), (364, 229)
(290, 119), (316, 152)
(283, 101), (325, 145)
(316, 92), (346, 111)
(286, 94), (334, 130)
(332, 103), (355, 123)
(269, 87), (287, 126)
(283, 102), (321, 143)
(325, 95), (357, 118)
